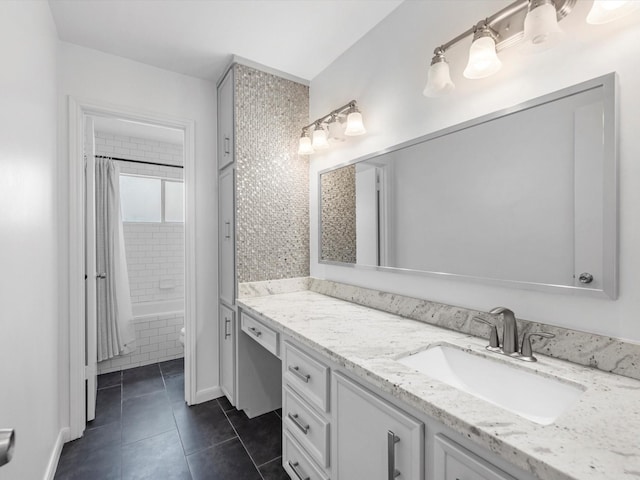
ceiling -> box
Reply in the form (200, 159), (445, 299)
(48, 0), (403, 83)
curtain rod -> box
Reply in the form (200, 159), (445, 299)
(95, 155), (184, 169)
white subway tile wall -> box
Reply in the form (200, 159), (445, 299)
(95, 131), (185, 372)
(97, 313), (184, 374)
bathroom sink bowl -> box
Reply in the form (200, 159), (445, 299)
(396, 345), (584, 425)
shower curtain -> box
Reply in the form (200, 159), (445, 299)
(95, 157), (136, 361)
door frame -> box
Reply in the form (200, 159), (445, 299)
(67, 96), (197, 440)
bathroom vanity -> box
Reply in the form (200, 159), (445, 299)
(235, 286), (640, 480)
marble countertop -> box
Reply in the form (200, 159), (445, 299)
(238, 290), (640, 480)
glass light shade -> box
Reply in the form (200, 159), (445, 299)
(297, 136), (314, 155)
(587, 0), (640, 24)
(423, 60), (455, 97)
(327, 120), (345, 143)
(344, 111), (366, 136)
(524, 3), (564, 47)
(312, 127), (330, 150)
(463, 36), (502, 79)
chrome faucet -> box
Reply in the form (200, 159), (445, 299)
(489, 307), (519, 355)
(474, 307), (555, 362)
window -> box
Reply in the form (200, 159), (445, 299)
(120, 175), (184, 223)
(164, 180), (184, 222)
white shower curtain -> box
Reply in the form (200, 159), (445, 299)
(95, 157), (136, 361)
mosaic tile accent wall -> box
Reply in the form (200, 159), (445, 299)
(320, 164), (357, 263)
(234, 64), (310, 282)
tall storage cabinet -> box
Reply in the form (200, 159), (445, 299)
(216, 61), (309, 414)
(218, 66), (236, 404)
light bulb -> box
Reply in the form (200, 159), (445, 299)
(297, 135), (314, 155)
(312, 126), (329, 150)
(523, 1), (564, 49)
(463, 35), (502, 79)
(587, 0), (640, 24)
(423, 55), (455, 97)
(344, 111), (366, 136)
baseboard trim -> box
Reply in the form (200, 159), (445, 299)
(44, 427), (69, 480)
(193, 386), (223, 405)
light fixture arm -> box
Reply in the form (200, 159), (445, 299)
(432, 0), (574, 55)
(301, 100), (358, 133)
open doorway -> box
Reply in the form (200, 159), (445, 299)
(67, 98), (197, 441)
(85, 116), (187, 422)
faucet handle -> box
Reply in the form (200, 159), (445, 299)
(473, 317), (500, 351)
(521, 332), (555, 362)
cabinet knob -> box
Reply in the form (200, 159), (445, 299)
(578, 272), (594, 284)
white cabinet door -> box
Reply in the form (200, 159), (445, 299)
(434, 434), (517, 480)
(219, 167), (235, 306)
(217, 68), (234, 170)
(333, 372), (424, 480)
(219, 303), (235, 404)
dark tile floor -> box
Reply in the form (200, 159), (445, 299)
(55, 359), (289, 480)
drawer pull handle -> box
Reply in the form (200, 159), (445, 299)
(288, 365), (310, 383)
(224, 318), (231, 339)
(224, 221), (231, 239)
(288, 461), (310, 480)
(224, 136), (230, 155)
(388, 430), (401, 479)
(248, 327), (262, 337)
(287, 413), (309, 435)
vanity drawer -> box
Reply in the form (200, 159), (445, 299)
(284, 386), (330, 468)
(284, 429), (329, 480)
(434, 434), (517, 480)
(241, 311), (279, 357)
(283, 341), (330, 412)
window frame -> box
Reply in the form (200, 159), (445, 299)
(119, 173), (184, 224)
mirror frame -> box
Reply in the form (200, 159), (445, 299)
(318, 73), (618, 298)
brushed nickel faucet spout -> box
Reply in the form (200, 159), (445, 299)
(489, 307), (518, 355)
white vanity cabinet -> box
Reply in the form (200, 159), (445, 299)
(218, 167), (235, 307)
(217, 67), (234, 171)
(332, 372), (424, 480)
(275, 336), (537, 480)
(219, 304), (235, 403)
(433, 434), (518, 480)
(282, 341), (332, 478)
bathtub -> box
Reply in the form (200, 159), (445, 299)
(98, 298), (185, 374)
(132, 298), (184, 318)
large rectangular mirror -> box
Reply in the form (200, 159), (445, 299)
(319, 74), (617, 298)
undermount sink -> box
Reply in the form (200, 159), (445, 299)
(396, 345), (584, 425)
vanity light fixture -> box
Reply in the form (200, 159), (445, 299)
(586, 0), (640, 24)
(344, 104), (367, 136)
(312, 122), (330, 150)
(423, 48), (455, 97)
(463, 24), (502, 79)
(523, 0), (564, 47)
(297, 100), (366, 155)
(424, 0), (640, 97)
(298, 129), (314, 155)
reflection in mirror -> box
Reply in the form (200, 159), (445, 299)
(319, 74), (617, 298)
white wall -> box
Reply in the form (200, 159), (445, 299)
(57, 42), (218, 430)
(310, 0), (640, 342)
(0, 2), (61, 479)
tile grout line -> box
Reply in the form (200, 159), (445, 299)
(221, 405), (268, 480)
(256, 455), (283, 469)
(162, 365), (195, 480)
